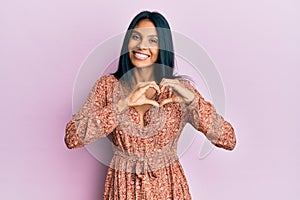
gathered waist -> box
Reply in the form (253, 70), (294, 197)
(111, 145), (179, 178)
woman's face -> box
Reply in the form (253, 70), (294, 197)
(128, 19), (159, 68)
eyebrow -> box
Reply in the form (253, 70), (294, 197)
(131, 30), (158, 37)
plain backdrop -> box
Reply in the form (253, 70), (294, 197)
(1, 1), (299, 199)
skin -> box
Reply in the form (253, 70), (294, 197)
(128, 19), (159, 69)
(117, 19), (195, 126)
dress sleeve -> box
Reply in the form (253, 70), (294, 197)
(181, 79), (236, 151)
(64, 75), (118, 149)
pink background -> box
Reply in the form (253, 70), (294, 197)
(1, 1), (299, 199)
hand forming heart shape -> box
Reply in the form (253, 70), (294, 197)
(116, 79), (195, 113)
(129, 78), (195, 107)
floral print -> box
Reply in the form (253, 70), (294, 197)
(65, 74), (236, 199)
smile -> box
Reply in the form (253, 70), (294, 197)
(133, 51), (150, 60)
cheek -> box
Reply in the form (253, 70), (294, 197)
(128, 42), (135, 59)
(127, 42), (133, 50)
(152, 49), (159, 61)
(128, 38), (140, 50)
(127, 40), (135, 51)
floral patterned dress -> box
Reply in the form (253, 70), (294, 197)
(65, 74), (236, 199)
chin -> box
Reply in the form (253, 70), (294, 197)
(132, 62), (152, 68)
(133, 62), (158, 69)
(130, 58), (153, 68)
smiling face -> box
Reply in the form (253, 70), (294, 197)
(128, 19), (159, 68)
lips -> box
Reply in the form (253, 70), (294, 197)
(133, 51), (150, 60)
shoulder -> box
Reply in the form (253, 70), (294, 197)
(176, 77), (204, 98)
(89, 75), (119, 95)
(95, 74), (118, 87)
(97, 74), (118, 83)
(176, 77), (196, 89)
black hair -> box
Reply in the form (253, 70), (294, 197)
(112, 11), (179, 83)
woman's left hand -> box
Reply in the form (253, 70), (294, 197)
(159, 78), (195, 106)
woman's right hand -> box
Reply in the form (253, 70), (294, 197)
(127, 81), (161, 107)
(116, 81), (160, 112)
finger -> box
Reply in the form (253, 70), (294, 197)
(162, 82), (189, 98)
(135, 81), (154, 90)
(128, 93), (160, 106)
(147, 83), (161, 94)
(160, 85), (166, 93)
(160, 83), (176, 94)
(160, 96), (182, 107)
(159, 98), (173, 107)
(132, 82), (160, 96)
(160, 82), (173, 93)
(160, 78), (166, 85)
(142, 83), (160, 94)
(143, 99), (160, 107)
(159, 78), (172, 89)
(160, 78), (178, 86)
(160, 79), (177, 92)
(138, 81), (156, 87)
(159, 78), (169, 88)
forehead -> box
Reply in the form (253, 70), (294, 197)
(133, 19), (157, 35)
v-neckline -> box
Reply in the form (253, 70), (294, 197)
(130, 106), (153, 128)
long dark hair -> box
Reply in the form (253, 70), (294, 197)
(112, 11), (179, 83)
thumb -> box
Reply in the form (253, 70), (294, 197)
(144, 99), (160, 107)
(159, 96), (181, 107)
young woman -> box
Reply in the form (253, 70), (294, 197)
(65, 11), (236, 199)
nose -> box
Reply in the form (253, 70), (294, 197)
(137, 38), (148, 50)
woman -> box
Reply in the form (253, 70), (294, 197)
(65, 11), (236, 199)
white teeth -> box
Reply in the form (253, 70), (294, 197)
(134, 52), (149, 60)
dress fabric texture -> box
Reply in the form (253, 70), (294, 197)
(65, 74), (236, 200)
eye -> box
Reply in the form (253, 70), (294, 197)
(131, 34), (141, 40)
(149, 38), (158, 44)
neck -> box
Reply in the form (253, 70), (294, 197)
(132, 66), (155, 84)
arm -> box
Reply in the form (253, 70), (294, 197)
(181, 80), (236, 151)
(64, 75), (118, 149)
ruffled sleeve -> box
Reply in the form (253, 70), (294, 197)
(180, 79), (236, 151)
(64, 75), (119, 149)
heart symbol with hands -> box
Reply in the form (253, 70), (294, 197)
(128, 78), (195, 108)
(117, 79), (195, 114)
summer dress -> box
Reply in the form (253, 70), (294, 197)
(65, 74), (236, 199)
